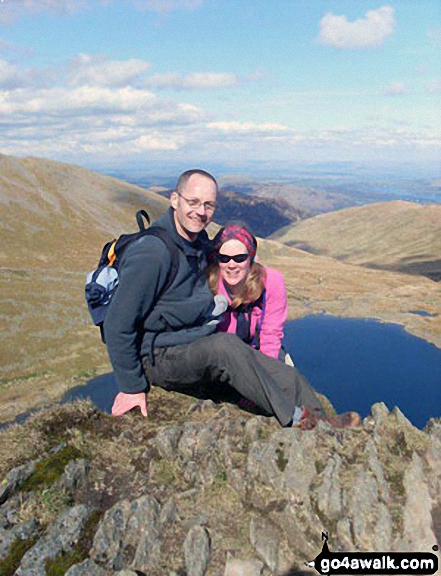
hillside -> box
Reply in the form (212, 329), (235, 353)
(272, 200), (441, 281)
(0, 153), (168, 271)
(0, 154), (169, 420)
(0, 154), (440, 425)
(153, 186), (306, 237)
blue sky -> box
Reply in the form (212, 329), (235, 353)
(0, 0), (440, 171)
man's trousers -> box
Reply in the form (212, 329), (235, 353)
(142, 332), (324, 427)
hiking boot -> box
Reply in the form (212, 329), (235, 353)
(298, 408), (362, 430)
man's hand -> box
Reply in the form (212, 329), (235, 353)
(112, 392), (148, 417)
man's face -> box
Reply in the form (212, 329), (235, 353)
(170, 174), (217, 241)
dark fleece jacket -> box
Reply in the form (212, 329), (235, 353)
(104, 207), (216, 394)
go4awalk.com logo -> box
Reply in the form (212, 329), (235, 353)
(305, 533), (439, 575)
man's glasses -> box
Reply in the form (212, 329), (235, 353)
(217, 253), (249, 264)
(177, 192), (216, 212)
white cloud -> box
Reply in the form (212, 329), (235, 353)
(0, 59), (24, 89)
(131, 0), (203, 14)
(0, 0), (96, 24)
(145, 72), (241, 90)
(0, 37), (34, 57)
(317, 6), (395, 49)
(0, 0), (203, 23)
(0, 86), (158, 115)
(427, 80), (441, 94)
(67, 54), (151, 87)
(207, 121), (291, 135)
(145, 71), (264, 91)
(427, 27), (441, 45)
(383, 82), (410, 96)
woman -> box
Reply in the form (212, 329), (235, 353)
(207, 223), (361, 429)
(207, 222), (289, 362)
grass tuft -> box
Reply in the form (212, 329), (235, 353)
(20, 445), (84, 493)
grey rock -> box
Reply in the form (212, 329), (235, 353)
(283, 431), (317, 505)
(370, 402), (390, 427)
(183, 514), (210, 531)
(183, 525), (211, 576)
(224, 554), (264, 576)
(244, 419), (262, 442)
(390, 407), (413, 428)
(61, 458), (90, 494)
(0, 519), (39, 561)
(0, 460), (37, 505)
(364, 439), (389, 501)
(160, 498), (177, 529)
(65, 558), (110, 575)
(155, 426), (182, 459)
(373, 503), (392, 550)
(397, 452), (436, 551)
(426, 418), (441, 441)
(91, 495), (161, 571)
(188, 399), (217, 413)
(336, 518), (353, 548)
(15, 505), (91, 575)
(316, 454), (342, 520)
(349, 469), (379, 548)
(194, 426), (218, 459)
(249, 516), (279, 572)
(0, 494), (23, 528)
(183, 460), (199, 484)
(116, 571), (140, 575)
(177, 423), (205, 461)
(228, 468), (247, 500)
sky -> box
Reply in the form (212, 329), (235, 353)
(0, 0), (440, 173)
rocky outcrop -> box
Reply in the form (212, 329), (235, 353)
(0, 399), (439, 575)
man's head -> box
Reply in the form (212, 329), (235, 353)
(170, 169), (218, 241)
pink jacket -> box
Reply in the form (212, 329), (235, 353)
(216, 267), (288, 359)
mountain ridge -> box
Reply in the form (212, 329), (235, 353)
(272, 200), (441, 281)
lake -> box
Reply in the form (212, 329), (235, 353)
(60, 315), (441, 431)
(282, 315), (441, 429)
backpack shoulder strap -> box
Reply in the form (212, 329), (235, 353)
(145, 226), (180, 298)
(250, 287), (267, 350)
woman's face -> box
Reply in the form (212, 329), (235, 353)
(218, 239), (251, 290)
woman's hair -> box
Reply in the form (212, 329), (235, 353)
(207, 260), (266, 308)
(207, 221), (266, 308)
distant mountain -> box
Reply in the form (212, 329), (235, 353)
(218, 177), (356, 216)
(153, 186), (306, 237)
(272, 200), (441, 281)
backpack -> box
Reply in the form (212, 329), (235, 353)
(85, 209), (180, 342)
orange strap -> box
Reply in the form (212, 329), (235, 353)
(107, 240), (117, 267)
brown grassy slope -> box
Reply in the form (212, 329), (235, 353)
(272, 201), (441, 280)
(0, 154), (168, 271)
(258, 239), (441, 349)
(0, 154), (169, 420)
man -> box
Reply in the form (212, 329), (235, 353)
(105, 169), (360, 429)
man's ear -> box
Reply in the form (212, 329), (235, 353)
(170, 191), (179, 210)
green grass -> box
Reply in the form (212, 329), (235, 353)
(0, 535), (40, 576)
(20, 445), (85, 492)
(44, 510), (103, 576)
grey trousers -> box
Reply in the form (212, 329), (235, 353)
(142, 332), (324, 427)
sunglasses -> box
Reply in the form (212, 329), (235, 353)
(217, 253), (249, 264)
